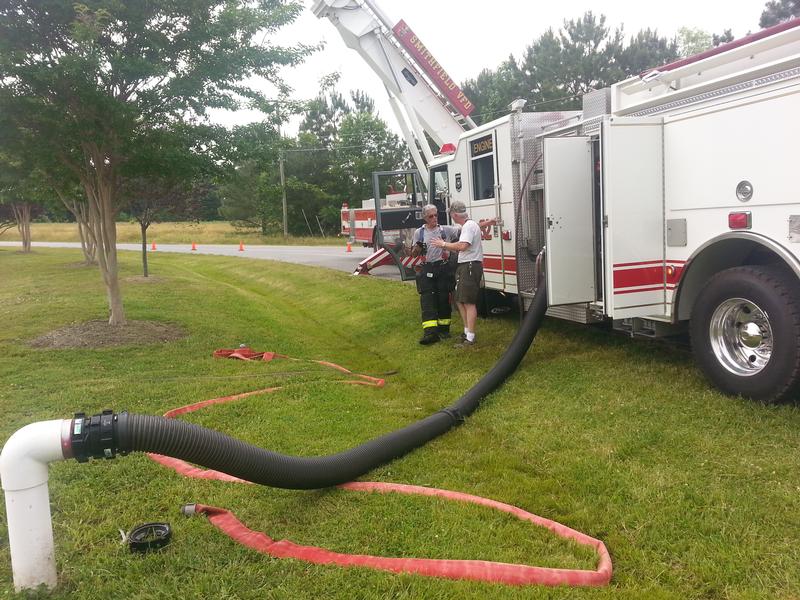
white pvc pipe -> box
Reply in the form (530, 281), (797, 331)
(0, 419), (70, 591)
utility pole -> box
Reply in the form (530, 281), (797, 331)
(279, 151), (288, 238)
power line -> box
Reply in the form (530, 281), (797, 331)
(281, 93), (581, 153)
(282, 143), (369, 153)
(528, 94), (581, 107)
(467, 93), (581, 121)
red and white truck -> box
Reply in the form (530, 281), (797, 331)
(340, 192), (417, 248)
(318, 1), (800, 402)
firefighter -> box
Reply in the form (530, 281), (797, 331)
(411, 204), (460, 345)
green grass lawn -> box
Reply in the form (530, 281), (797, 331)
(0, 221), (342, 246)
(2, 248), (800, 599)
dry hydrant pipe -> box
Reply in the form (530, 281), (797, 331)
(0, 419), (71, 591)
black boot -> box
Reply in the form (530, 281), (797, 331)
(419, 330), (440, 345)
(437, 325), (451, 339)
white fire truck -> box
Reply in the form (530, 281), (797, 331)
(317, 2), (800, 402)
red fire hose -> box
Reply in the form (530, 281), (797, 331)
(149, 349), (612, 587)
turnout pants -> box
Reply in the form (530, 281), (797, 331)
(416, 261), (455, 336)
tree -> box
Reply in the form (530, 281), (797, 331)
(121, 125), (218, 276)
(677, 27), (713, 57)
(299, 91), (353, 146)
(0, 159), (45, 253)
(291, 132), (336, 192)
(0, 0), (312, 324)
(124, 178), (199, 277)
(712, 29), (735, 47)
(194, 185), (224, 222)
(462, 59), (526, 125)
(461, 13), (679, 122)
(516, 13), (625, 112)
(219, 137), (341, 237)
(617, 29), (680, 76)
(219, 160), (272, 233)
(0, 198), (41, 251)
(349, 90), (376, 114)
(332, 111), (409, 203)
(0, 205), (14, 237)
(273, 177), (336, 236)
(53, 182), (97, 265)
(218, 122), (282, 234)
(0, 111), (98, 263)
(760, 0), (800, 27)
(221, 88), (407, 235)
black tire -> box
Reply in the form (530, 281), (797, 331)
(690, 265), (800, 403)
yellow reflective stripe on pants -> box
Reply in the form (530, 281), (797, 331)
(437, 319), (451, 326)
(422, 320), (438, 330)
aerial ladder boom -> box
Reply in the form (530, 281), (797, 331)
(312, 0), (477, 182)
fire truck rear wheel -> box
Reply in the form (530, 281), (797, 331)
(690, 265), (800, 403)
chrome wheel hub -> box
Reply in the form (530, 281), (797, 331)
(709, 298), (772, 376)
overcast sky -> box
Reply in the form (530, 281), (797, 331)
(214, 0), (770, 133)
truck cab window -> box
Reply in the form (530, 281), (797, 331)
(434, 167), (449, 200)
(470, 133), (495, 200)
(430, 165), (450, 220)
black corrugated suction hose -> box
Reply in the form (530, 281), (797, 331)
(115, 284), (549, 489)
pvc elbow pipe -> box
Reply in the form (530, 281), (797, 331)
(0, 419), (71, 591)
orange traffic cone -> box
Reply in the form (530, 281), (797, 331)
(346, 240), (352, 253)
(151, 242), (156, 251)
(238, 241), (245, 252)
(191, 241), (197, 251)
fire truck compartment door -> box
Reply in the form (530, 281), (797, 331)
(602, 117), (665, 319)
(543, 136), (595, 306)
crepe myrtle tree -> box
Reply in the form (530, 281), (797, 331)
(123, 176), (199, 278)
(121, 125), (219, 277)
(0, 154), (48, 253)
(0, 0), (313, 324)
(0, 188), (44, 254)
(0, 114), (99, 264)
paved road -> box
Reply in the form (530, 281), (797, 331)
(0, 241), (404, 280)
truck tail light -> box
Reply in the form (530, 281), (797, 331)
(728, 212), (751, 229)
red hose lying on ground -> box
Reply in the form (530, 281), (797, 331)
(148, 349), (612, 587)
(212, 347), (386, 387)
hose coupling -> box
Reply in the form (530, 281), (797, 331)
(70, 410), (127, 462)
(437, 407), (465, 424)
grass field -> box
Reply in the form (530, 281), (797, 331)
(2, 248), (800, 599)
(0, 221), (341, 246)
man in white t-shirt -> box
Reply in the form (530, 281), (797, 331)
(430, 200), (497, 347)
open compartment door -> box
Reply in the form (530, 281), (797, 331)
(602, 118), (665, 318)
(543, 137), (595, 306)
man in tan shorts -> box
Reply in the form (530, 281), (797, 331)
(430, 200), (497, 347)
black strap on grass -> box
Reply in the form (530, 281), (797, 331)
(128, 522), (172, 553)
